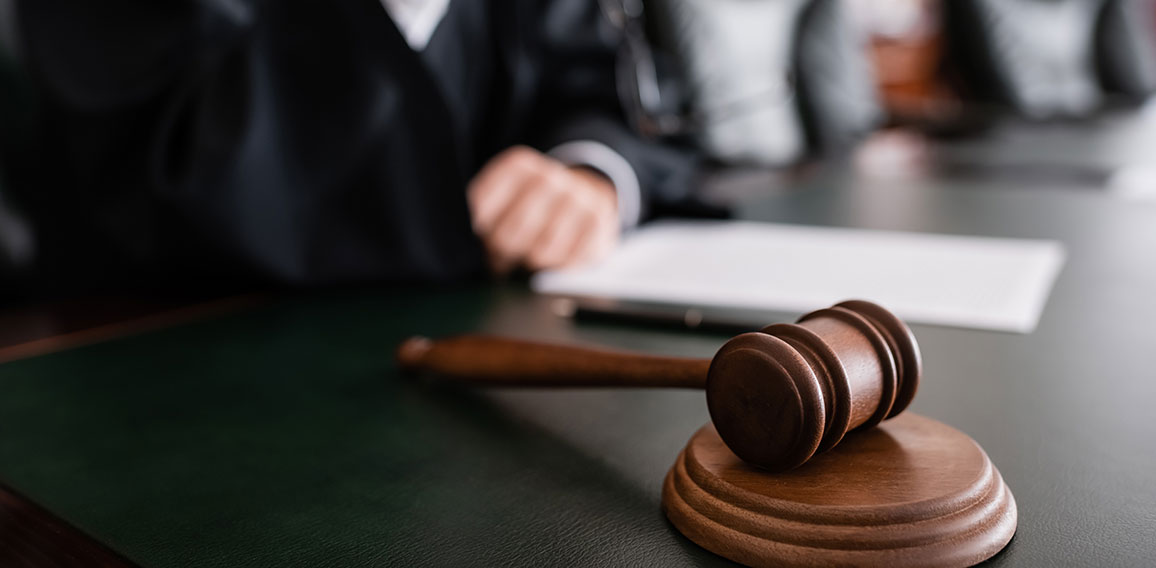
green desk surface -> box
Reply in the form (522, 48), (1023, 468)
(3, 167), (1156, 566)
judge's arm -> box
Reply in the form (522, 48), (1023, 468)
(468, 146), (618, 274)
(468, 0), (699, 275)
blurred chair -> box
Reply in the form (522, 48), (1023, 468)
(856, 0), (969, 133)
(0, 0), (16, 60)
(0, 0), (37, 281)
(1096, 0), (1156, 101)
(945, 0), (1156, 119)
(609, 0), (882, 167)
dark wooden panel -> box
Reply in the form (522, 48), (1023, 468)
(0, 295), (261, 364)
(0, 481), (137, 568)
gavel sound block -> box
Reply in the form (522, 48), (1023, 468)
(398, 300), (1017, 567)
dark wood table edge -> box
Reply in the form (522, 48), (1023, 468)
(0, 480), (140, 567)
(0, 295), (265, 365)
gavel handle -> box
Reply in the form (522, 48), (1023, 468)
(396, 335), (710, 389)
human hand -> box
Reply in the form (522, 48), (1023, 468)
(468, 146), (619, 275)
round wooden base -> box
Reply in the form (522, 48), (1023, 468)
(662, 413), (1016, 567)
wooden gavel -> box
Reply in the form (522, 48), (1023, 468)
(397, 300), (921, 472)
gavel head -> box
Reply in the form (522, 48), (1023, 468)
(705, 300), (921, 472)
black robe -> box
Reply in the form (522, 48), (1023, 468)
(3, 0), (697, 291)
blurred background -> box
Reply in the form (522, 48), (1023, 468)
(621, 0), (1156, 183)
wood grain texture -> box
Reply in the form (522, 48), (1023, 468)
(0, 481), (137, 567)
(397, 335), (711, 388)
(0, 295), (262, 364)
(662, 413), (1017, 567)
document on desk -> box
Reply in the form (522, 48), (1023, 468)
(532, 221), (1066, 333)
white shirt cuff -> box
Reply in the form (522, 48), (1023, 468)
(548, 140), (643, 229)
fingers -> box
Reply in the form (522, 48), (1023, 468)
(525, 175), (618, 270)
(566, 205), (618, 268)
(467, 147), (621, 275)
(486, 170), (565, 273)
(526, 194), (586, 269)
(468, 146), (544, 235)
(550, 168), (620, 269)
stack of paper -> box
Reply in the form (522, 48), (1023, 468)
(532, 221), (1066, 333)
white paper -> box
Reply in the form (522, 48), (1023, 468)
(532, 221), (1066, 333)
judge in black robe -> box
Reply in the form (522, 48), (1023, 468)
(1, 0), (697, 292)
